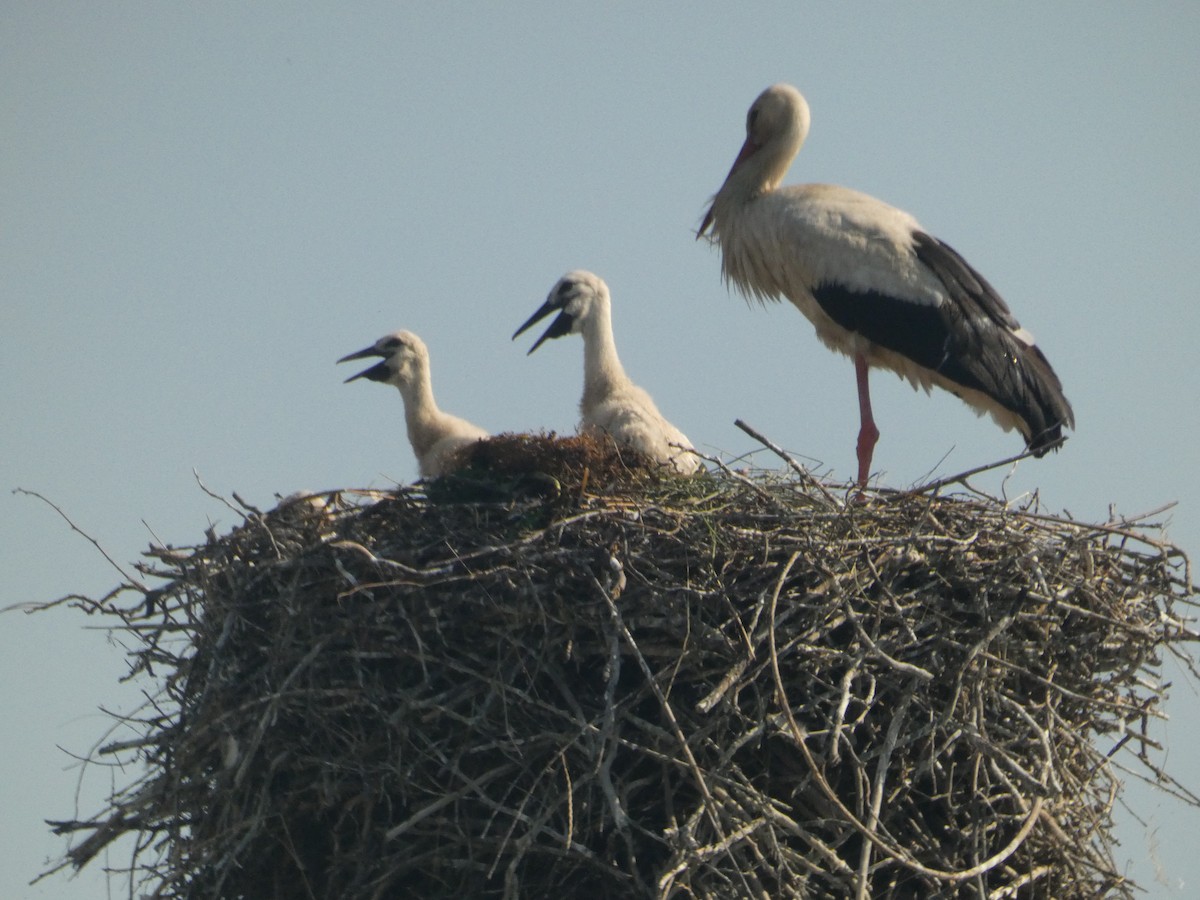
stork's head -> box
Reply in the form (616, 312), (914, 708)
(743, 83), (810, 159)
(512, 270), (610, 355)
(699, 83), (811, 238)
(338, 330), (429, 386)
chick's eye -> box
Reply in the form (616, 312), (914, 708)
(747, 107), (759, 132)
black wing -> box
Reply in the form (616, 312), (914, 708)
(812, 232), (1073, 452)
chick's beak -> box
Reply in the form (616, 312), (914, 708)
(337, 345), (390, 383)
(512, 300), (574, 356)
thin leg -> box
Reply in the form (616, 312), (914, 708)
(854, 354), (879, 488)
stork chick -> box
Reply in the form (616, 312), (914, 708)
(339, 330), (488, 478)
(513, 271), (700, 475)
(699, 83), (1074, 488)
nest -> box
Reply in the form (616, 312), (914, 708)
(42, 434), (1198, 898)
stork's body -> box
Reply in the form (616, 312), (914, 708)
(338, 330), (488, 478)
(700, 84), (1074, 487)
(513, 271), (700, 475)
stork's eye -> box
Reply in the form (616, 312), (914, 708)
(747, 107), (760, 133)
(382, 337), (404, 351)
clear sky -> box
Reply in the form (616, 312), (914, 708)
(3, 4), (1198, 897)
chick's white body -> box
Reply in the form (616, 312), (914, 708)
(339, 330), (488, 478)
(516, 271), (699, 475)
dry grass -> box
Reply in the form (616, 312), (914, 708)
(36, 434), (1199, 898)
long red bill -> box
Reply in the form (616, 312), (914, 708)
(697, 136), (760, 239)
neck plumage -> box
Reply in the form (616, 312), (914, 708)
(711, 137), (797, 237)
(397, 371), (442, 458)
(579, 307), (627, 413)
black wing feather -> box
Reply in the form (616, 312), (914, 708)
(812, 231), (1074, 453)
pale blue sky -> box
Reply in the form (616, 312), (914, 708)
(4, 4), (1198, 896)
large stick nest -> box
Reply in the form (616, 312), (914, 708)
(43, 435), (1199, 898)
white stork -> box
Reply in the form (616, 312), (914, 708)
(338, 330), (489, 478)
(699, 83), (1074, 487)
(513, 270), (700, 475)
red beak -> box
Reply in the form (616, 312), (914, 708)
(697, 135), (760, 239)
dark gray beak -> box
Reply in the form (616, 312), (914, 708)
(337, 345), (390, 383)
(512, 300), (574, 355)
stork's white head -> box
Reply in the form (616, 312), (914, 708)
(512, 270), (611, 354)
(744, 84), (810, 161)
(338, 329), (430, 387)
(699, 83), (811, 237)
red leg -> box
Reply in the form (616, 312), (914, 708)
(854, 354), (879, 488)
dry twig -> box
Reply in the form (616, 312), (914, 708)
(32, 434), (1198, 898)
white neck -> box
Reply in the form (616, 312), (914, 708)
(720, 148), (790, 222)
(396, 370), (442, 459)
(579, 303), (628, 413)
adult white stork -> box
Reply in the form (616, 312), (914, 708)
(699, 83), (1074, 488)
(513, 270), (700, 475)
(338, 330), (489, 478)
